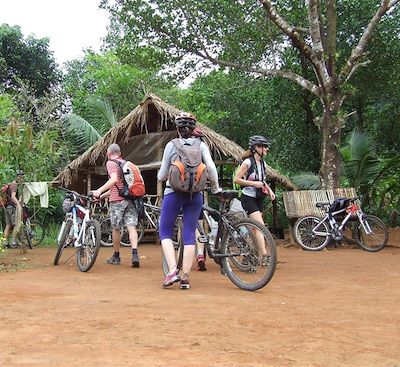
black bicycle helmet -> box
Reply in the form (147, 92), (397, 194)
(175, 112), (197, 129)
(248, 135), (271, 149)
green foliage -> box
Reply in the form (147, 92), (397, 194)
(291, 173), (322, 190)
(0, 94), (19, 124)
(0, 120), (66, 183)
(176, 70), (320, 173)
(63, 51), (172, 121)
(0, 24), (60, 96)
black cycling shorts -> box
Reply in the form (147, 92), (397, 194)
(240, 194), (264, 215)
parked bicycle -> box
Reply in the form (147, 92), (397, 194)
(100, 198), (162, 247)
(294, 197), (389, 252)
(54, 188), (101, 272)
(162, 189), (277, 291)
(20, 204), (46, 248)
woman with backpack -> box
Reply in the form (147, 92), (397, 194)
(233, 135), (276, 266)
(158, 112), (221, 289)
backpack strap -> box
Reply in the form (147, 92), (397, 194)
(109, 159), (124, 186)
(246, 156), (265, 182)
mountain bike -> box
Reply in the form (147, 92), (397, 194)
(162, 190), (277, 291)
(100, 218), (145, 247)
(54, 188), (101, 272)
(21, 204), (45, 248)
(294, 197), (389, 252)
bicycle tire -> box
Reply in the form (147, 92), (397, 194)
(294, 216), (330, 251)
(221, 218), (277, 291)
(161, 219), (183, 276)
(77, 219), (101, 272)
(100, 217), (113, 247)
(54, 219), (73, 265)
(29, 220), (45, 247)
(353, 214), (388, 252)
(18, 226), (32, 249)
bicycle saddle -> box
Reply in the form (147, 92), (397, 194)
(220, 190), (239, 201)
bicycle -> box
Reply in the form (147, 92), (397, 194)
(294, 197), (389, 252)
(161, 189), (277, 291)
(54, 188), (101, 272)
(97, 200), (147, 247)
(21, 204), (45, 248)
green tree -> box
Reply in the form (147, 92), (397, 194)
(0, 24), (60, 96)
(101, 0), (400, 188)
(63, 51), (172, 122)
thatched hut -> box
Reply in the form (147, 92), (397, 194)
(55, 94), (296, 197)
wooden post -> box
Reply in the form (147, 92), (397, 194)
(86, 173), (92, 194)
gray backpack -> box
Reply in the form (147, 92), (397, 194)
(168, 138), (208, 195)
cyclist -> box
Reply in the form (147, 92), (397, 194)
(1, 170), (24, 248)
(158, 113), (221, 289)
(233, 135), (275, 266)
(92, 143), (140, 267)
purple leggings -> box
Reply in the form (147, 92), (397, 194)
(159, 192), (203, 246)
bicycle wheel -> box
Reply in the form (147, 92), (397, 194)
(28, 220), (45, 247)
(18, 226), (33, 249)
(100, 217), (113, 247)
(221, 218), (277, 291)
(77, 219), (101, 272)
(121, 221), (144, 246)
(161, 219), (184, 276)
(54, 219), (73, 265)
(353, 214), (388, 252)
(294, 216), (329, 251)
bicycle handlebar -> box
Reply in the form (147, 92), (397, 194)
(58, 187), (96, 202)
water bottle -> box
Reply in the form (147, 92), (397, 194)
(209, 217), (218, 246)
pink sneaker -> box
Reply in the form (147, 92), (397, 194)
(162, 271), (181, 288)
(196, 255), (207, 271)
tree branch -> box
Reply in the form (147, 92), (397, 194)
(308, 0), (324, 56)
(259, 0), (330, 93)
(196, 48), (321, 97)
(339, 0), (398, 84)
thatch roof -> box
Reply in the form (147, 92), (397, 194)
(55, 94), (296, 191)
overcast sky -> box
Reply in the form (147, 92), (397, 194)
(0, 0), (110, 65)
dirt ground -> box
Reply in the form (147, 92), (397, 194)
(1, 229), (400, 367)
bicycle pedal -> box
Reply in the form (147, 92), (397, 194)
(197, 235), (208, 243)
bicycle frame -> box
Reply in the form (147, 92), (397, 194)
(313, 202), (373, 237)
(201, 202), (249, 260)
(143, 203), (160, 231)
(57, 202), (91, 247)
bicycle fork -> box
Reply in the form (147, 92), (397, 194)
(356, 211), (373, 235)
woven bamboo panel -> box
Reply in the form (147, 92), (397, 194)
(283, 188), (356, 218)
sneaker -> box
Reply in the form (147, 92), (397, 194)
(180, 278), (190, 290)
(196, 254), (207, 271)
(106, 254), (121, 265)
(131, 252), (140, 268)
(163, 271), (181, 288)
(261, 255), (271, 267)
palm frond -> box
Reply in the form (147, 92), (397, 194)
(291, 172), (322, 190)
(64, 113), (102, 149)
(86, 96), (117, 131)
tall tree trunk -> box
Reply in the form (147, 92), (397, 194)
(319, 107), (342, 188)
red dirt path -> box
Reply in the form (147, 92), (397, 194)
(1, 230), (400, 366)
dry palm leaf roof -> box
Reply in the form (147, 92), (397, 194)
(55, 94), (296, 190)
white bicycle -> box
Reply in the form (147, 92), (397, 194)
(54, 188), (101, 272)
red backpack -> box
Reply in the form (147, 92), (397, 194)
(111, 160), (146, 199)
